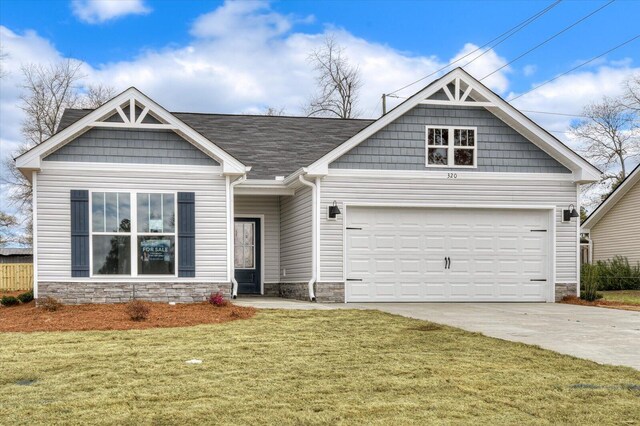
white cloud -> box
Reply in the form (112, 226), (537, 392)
(507, 65), (638, 147)
(71, 0), (151, 24)
(523, 64), (537, 76)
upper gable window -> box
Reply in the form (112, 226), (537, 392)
(426, 126), (477, 168)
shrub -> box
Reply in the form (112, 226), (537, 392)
(208, 291), (228, 307)
(17, 290), (34, 304)
(39, 296), (63, 312)
(125, 300), (150, 321)
(581, 263), (600, 302)
(593, 256), (640, 291)
(1, 296), (20, 307)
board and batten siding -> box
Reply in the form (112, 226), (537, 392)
(319, 174), (579, 284)
(279, 187), (312, 282)
(589, 179), (640, 264)
(234, 195), (280, 282)
(35, 165), (228, 282)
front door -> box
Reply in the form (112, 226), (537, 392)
(234, 218), (261, 294)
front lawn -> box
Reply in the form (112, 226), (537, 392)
(601, 290), (640, 305)
(1, 310), (639, 424)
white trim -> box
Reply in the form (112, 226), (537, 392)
(41, 161), (222, 174)
(235, 214), (265, 295)
(304, 68), (600, 182)
(419, 100), (494, 107)
(582, 164), (640, 230)
(425, 125), (478, 169)
(15, 87), (246, 175)
(235, 180), (295, 196)
(32, 171), (38, 299)
(89, 122), (175, 130)
(341, 202), (556, 303)
(327, 168), (576, 181)
(229, 175), (246, 297)
(298, 175), (318, 301)
(576, 184), (581, 297)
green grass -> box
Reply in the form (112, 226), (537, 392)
(600, 290), (640, 305)
(1, 310), (639, 425)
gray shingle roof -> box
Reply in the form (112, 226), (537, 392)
(0, 248), (33, 256)
(58, 109), (374, 179)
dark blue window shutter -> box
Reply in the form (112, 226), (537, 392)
(70, 190), (90, 277)
(178, 192), (196, 277)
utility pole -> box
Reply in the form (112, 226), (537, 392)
(381, 94), (387, 116)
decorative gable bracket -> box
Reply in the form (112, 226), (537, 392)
(419, 76), (493, 107)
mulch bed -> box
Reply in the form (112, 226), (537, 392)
(560, 296), (640, 312)
(0, 301), (256, 332)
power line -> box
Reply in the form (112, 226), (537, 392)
(387, 0), (562, 96)
(509, 34), (640, 102)
(480, 0), (615, 81)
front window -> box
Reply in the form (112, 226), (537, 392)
(426, 126), (477, 168)
(91, 192), (176, 276)
(91, 192), (131, 275)
(137, 193), (176, 275)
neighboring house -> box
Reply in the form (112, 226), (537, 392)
(582, 164), (640, 265)
(15, 68), (600, 304)
(0, 248), (33, 264)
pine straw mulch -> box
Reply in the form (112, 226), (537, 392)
(0, 301), (256, 332)
(560, 295), (640, 312)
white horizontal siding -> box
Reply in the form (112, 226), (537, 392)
(35, 165), (228, 282)
(280, 187), (312, 282)
(590, 180), (640, 264)
(234, 195), (280, 282)
(320, 174), (578, 284)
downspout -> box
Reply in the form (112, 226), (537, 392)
(229, 175), (247, 299)
(298, 174), (317, 301)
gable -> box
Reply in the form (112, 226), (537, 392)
(15, 87), (246, 176)
(307, 68), (600, 182)
(44, 128), (219, 166)
(330, 104), (571, 174)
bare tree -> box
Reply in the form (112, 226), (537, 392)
(263, 106), (286, 116)
(81, 83), (117, 109)
(571, 96), (639, 186)
(623, 73), (640, 115)
(305, 36), (361, 119)
(0, 211), (19, 247)
(2, 60), (115, 244)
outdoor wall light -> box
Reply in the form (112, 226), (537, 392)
(328, 201), (342, 219)
(563, 204), (580, 222)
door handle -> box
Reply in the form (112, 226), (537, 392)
(444, 257), (451, 270)
(448, 257), (451, 270)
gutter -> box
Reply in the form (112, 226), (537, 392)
(298, 174), (318, 301)
(229, 174), (247, 299)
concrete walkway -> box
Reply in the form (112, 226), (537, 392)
(234, 297), (640, 370)
(350, 303), (640, 370)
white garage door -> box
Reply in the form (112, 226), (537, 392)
(346, 207), (551, 302)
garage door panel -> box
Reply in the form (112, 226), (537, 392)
(345, 207), (550, 302)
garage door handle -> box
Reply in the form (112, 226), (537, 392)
(530, 279), (547, 282)
(346, 278), (363, 281)
(444, 257), (450, 269)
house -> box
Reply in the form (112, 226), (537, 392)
(0, 248), (33, 264)
(581, 163), (640, 265)
(15, 68), (600, 304)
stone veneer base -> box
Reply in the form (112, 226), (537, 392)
(38, 282), (231, 305)
(555, 282), (578, 302)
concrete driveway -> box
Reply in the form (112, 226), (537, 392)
(350, 303), (640, 370)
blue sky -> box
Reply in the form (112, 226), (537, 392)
(2, 0), (639, 98)
(1, 0), (639, 220)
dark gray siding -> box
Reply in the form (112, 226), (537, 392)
(44, 128), (219, 166)
(330, 105), (571, 173)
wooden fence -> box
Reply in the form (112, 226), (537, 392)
(0, 263), (34, 292)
